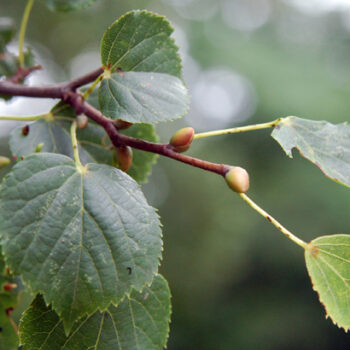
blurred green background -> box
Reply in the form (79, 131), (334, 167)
(2, 0), (350, 348)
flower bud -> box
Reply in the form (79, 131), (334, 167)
(114, 119), (133, 130)
(77, 115), (88, 129)
(114, 146), (133, 172)
(0, 156), (10, 169)
(169, 127), (195, 153)
(225, 166), (250, 193)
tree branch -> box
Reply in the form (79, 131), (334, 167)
(0, 67), (230, 177)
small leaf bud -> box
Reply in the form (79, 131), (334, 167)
(77, 115), (88, 129)
(3, 283), (17, 292)
(22, 125), (30, 136)
(225, 166), (250, 193)
(0, 156), (11, 168)
(114, 119), (133, 130)
(169, 127), (195, 153)
(35, 143), (44, 153)
(114, 146), (133, 172)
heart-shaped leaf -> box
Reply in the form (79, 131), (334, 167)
(19, 274), (171, 350)
(305, 234), (350, 331)
(99, 10), (188, 123)
(272, 116), (350, 188)
(0, 153), (162, 332)
(45, 0), (96, 12)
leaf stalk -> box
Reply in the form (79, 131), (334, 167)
(239, 193), (307, 249)
(18, 0), (35, 68)
(193, 118), (283, 140)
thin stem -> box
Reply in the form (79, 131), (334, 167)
(82, 74), (103, 99)
(193, 118), (283, 140)
(70, 121), (85, 173)
(0, 113), (47, 121)
(239, 193), (307, 249)
(18, 0), (35, 68)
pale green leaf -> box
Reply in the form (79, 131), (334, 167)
(0, 153), (162, 332)
(272, 116), (350, 188)
(305, 234), (350, 331)
(19, 274), (171, 350)
(45, 0), (96, 12)
(9, 103), (112, 166)
(99, 71), (188, 123)
(100, 10), (181, 77)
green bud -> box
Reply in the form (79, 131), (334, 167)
(35, 143), (44, 153)
(169, 127), (195, 153)
(0, 156), (11, 169)
(114, 146), (133, 172)
(114, 119), (133, 130)
(77, 115), (88, 129)
(225, 166), (250, 193)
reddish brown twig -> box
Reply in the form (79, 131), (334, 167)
(0, 66), (230, 177)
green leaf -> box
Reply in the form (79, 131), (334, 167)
(99, 10), (188, 123)
(121, 123), (159, 183)
(100, 10), (182, 77)
(99, 71), (188, 123)
(19, 274), (171, 350)
(272, 116), (350, 188)
(0, 18), (16, 53)
(0, 153), (162, 332)
(305, 234), (350, 331)
(0, 249), (20, 350)
(45, 0), (96, 12)
(0, 310), (18, 350)
(9, 103), (113, 166)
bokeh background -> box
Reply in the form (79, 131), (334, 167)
(2, 0), (350, 349)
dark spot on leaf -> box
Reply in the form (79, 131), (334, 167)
(127, 267), (132, 275)
(22, 125), (29, 136)
(117, 67), (125, 77)
(310, 244), (319, 258)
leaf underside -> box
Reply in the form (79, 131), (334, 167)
(305, 234), (350, 331)
(9, 102), (159, 183)
(0, 153), (162, 332)
(99, 72), (188, 123)
(272, 116), (350, 188)
(19, 274), (171, 350)
(9, 103), (113, 166)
